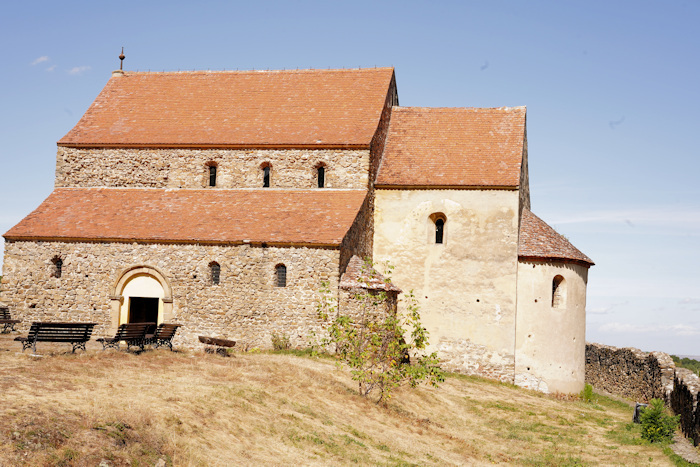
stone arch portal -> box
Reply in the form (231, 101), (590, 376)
(109, 266), (174, 333)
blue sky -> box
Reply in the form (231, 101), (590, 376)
(1, 1), (698, 355)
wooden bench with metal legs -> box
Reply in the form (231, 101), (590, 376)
(96, 322), (156, 352)
(147, 323), (182, 351)
(0, 307), (21, 333)
(14, 322), (97, 353)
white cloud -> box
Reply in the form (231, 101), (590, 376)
(46, 65), (57, 72)
(680, 298), (700, 305)
(598, 322), (700, 337)
(32, 56), (49, 65)
(548, 206), (700, 232)
(586, 301), (628, 315)
(67, 66), (91, 75)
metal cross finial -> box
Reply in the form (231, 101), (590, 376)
(119, 47), (125, 70)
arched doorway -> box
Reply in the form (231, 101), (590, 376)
(110, 266), (173, 333)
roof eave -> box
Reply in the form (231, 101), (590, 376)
(2, 235), (343, 248)
(374, 184), (519, 190)
(56, 143), (371, 150)
(518, 255), (595, 268)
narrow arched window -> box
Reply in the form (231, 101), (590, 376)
(52, 256), (63, 278)
(435, 218), (444, 244)
(317, 165), (326, 188)
(275, 264), (287, 287)
(209, 165), (217, 187)
(429, 213), (447, 244)
(210, 262), (221, 285)
(552, 275), (566, 308)
(261, 163), (271, 188)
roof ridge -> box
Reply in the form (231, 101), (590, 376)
(394, 106), (526, 112)
(119, 67), (395, 76)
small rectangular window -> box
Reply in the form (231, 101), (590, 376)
(317, 166), (325, 188)
(263, 166), (270, 187)
(276, 264), (287, 287)
(209, 166), (217, 187)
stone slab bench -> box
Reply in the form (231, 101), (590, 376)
(199, 335), (236, 356)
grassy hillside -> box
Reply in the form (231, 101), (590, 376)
(0, 338), (692, 466)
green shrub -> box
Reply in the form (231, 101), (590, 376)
(639, 398), (678, 443)
(579, 383), (594, 403)
(271, 332), (292, 351)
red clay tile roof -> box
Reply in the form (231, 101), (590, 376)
(340, 255), (402, 292)
(58, 68), (395, 148)
(4, 188), (368, 246)
(375, 106), (526, 187)
(518, 210), (594, 266)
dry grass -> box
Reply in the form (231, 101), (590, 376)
(0, 335), (687, 466)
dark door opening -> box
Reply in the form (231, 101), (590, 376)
(128, 297), (159, 324)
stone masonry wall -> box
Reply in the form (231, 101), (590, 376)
(437, 337), (515, 383)
(1, 240), (340, 349)
(671, 369), (700, 446)
(339, 194), (373, 276)
(585, 342), (675, 402)
(55, 147), (370, 190)
(587, 342), (700, 445)
(368, 75), (397, 186)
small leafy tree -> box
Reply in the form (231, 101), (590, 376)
(316, 260), (444, 404)
(639, 398), (678, 443)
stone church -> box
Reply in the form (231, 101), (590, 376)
(1, 66), (593, 393)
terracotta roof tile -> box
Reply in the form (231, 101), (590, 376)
(4, 188), (368, 246)
(339, 255), (402, 292)
(375, 107), (526, 187)
(58, 68), (395, 148)
(518, 210), (594, 266)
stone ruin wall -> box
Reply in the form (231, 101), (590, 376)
(585, 342), (674, 402)
(586, 342), (700, 445)
(671, 369), (700, 446)
(1, 240), (340, 350)
(55, 147), (370, 190)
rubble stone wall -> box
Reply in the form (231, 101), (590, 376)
(586, 342), (700, 445)
(671, 369), (700, 446)
(1, 239), (340, 349)
(55, 147), (370, 190)
(585, 342), (675, 402)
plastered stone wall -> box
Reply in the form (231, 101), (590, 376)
(373, 189), (520, 382)
(1, 240), (340, 349)
(585, 342), (675, 402)
(515, 260), (589, 394)
(55, 147), (370, 190)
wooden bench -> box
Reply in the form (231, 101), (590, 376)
(0, 307), (20, 333)
(199, 335), (236, 356)
(147, 323), (182, 351)
(14, 322), (97, 353)
(96, 322), (156, 352)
